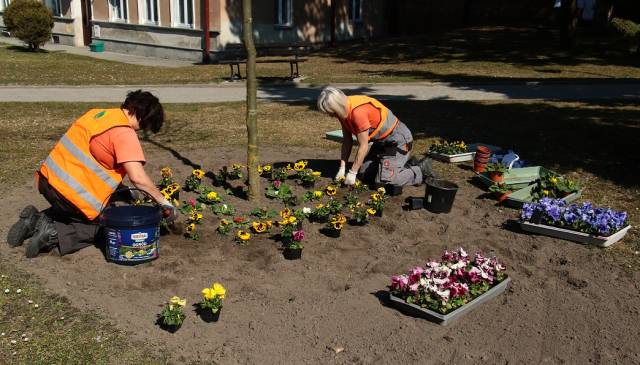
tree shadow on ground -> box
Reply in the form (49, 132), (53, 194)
(383, 99), (640, 188)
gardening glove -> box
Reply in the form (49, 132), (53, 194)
(345, 170), (358, 186)
(335, 165), (346, 181)
(159, 198), (178, 223)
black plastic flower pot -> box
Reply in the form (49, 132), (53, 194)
(408, 197), (425, 210)
(198, 307), (222, 323)
(349, 219), (367, 226)
(313, 215), (329, 224)
(159, 321), (182, 333)
(302, 181), (315, 188)
(424, 179), (459, 214)
(374, 209), (383, 217)
(283, 247), (302, 260)
(296, 221), (303, 230)
(385, 184), (403, 196)
(323, 228), (341, 238)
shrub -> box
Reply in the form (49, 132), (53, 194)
(4, 0), (54, 51)
(611, 17), (640, 53)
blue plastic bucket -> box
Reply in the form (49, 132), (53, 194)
(102, 205), (162, 264)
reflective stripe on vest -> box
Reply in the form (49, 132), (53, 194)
(42, 156), (104, 213)
(346, 96), (398, 142)
(38, 109), (130, 220)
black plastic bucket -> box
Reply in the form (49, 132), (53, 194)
(424, 179), (459, 214)
(102, 205), (162, 264)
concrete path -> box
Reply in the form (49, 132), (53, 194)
(1, 82), (639, 103)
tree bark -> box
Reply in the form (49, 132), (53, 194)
(242, 0), (259, 201)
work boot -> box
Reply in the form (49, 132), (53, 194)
(25, 215), (58, 258)
(418, 157), (438, 182)
(7, 205), (40, 247)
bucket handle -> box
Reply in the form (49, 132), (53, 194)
(98, 187), (160, 224)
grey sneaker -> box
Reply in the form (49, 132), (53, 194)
(7, 205), (40, 247)
(418, 157), (438, 181)
(25, 215), (58, 258)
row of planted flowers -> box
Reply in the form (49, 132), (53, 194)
(160, 282), (226, 333)
(155, 162), (390, 259)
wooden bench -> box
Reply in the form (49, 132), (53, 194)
(217, 44), (309, 80)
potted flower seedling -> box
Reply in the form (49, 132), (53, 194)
(271, 167), (289, 181)
(489, 183), (512, 202)
(293, 160), (308, 172)
(159, 296), (186, 333)
(311, 203), (331, 223)
(297, 168), (321, 188)
(184, 222), (199, 240)
(326, 198), (343, 215)
(197, 188), (223, 205)
(211, 169), (227, 187)
(368, 187), (388, 217)
(485, 162), (507, 183)
(350, 203), (375, 225)
(160, 183), (181, 203)
(257, 164), (272, 178)
(158, 167), (175, 187)
(278, 215), (298, 245)
(344, 192), (359, 208)
(223, 163), (244, 180)
(283, 229), (304, 260)
(184, 169), (205, 192)
(217, 219), (233, 236)
(211, 203), (235, 216)
(265, 180), (294, 203)
(429, 140), (468, 155)
(179, 198), (203, 215)
(198, 283), (225, 323)
(250, 207), (278, 219)
(235, 230), (251, 245)
(324, 214), (346, 237)
(303, 190), (324, 202)
(353, 180), (369, 193)
(531, 173), (581, 200)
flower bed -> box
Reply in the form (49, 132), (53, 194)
(428, 140), (474, 163)
(389, 248), (509, 325)
(519, 198), (631, 247)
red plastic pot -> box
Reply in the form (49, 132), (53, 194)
(495, 192), (511, 203)
(476, 145), (491, 155)
(473, 162), (487, 173)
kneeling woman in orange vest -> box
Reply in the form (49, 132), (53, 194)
(6, 90), (177, 258)
(317, 86), (436, 187)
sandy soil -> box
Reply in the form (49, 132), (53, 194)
(2, 146), (639, 365)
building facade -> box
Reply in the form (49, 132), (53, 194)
(1, 0), (391, 61)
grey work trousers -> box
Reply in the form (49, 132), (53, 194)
(359, 122), (423, 186)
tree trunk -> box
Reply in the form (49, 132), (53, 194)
(561, 0), (579, 48)
(242, 0), (259, 201)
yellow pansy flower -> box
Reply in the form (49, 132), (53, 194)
(311, 171), (321, 177)
(160, 167), (172, 178)
(202, 287), (215, 300)
(550, 177), (558, 185)
(332, 221), (344, 230)
(367, 208), (376, 215)
(326, 186), (337, 196)
(377, 187), (386, 194)
(371, 193), (381, 202)
(543, 190), (550, 196)
(232, 163), (244, 170)
(169, 296), (186, 307)
(193, 169), (205, 179)
(207, 191), (219, 200)
(354, 180), (362, 189)
(186, 223), (196, 232)
(313, 190), (323, 198)
(252, 221), (267, 233)
(294, 160), (308, 171)
(236, 230), (251, 241)
(287, 216), (297, 224)
(212, 282), (226, 299)
(280, 208), (292, 219)
(316, 203), (325, 209)
(263, 164), (272, 172)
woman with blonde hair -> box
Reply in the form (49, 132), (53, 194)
(317, 86), (435, 187)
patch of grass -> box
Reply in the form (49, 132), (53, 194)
(0, 262), (166, 364)
(1, 25), (640, 85)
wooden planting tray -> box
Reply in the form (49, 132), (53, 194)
(519, 222), (632, 247)
(476, 166), (549, 190)
(504, 184), (582, 209)
(389, 277), (511, 326)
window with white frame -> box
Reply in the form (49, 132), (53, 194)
(109, 0), (128, 21)
(140, 0), (159, 24)
(349, 0), (362, 22)
(45, 0), (62, 17)
(275, 0), (292, 27)
(172, 0), (194, 28)
(0, 0), (11, 12)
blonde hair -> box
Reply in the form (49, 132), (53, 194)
(317, 86), (348, 119)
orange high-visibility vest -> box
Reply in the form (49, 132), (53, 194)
(38, 109), (131, 220)
(346, 95), (399, 141)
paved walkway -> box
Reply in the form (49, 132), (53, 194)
(1, 82), (639, 103)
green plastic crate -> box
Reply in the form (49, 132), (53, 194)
(504, 184), (583, 209)
(89, 41), (105, 53)
(477, 166), (550, 190)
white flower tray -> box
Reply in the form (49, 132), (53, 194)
(389, 277), (511, 326)
(428, 151), (475, 163)
(519, 221), (632, 248)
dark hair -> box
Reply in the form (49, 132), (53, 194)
(121, 90), (165, 133)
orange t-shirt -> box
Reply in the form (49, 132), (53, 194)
(89, 126), (145, 174)
(341, 103), (381, 135)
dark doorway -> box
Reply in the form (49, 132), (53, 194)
(81, 0), (92, 46)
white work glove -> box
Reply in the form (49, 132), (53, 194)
(159, 197), (178, 223)
(345, 170), (357, 186)
(335, 165), (346, 181)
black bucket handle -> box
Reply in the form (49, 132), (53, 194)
(98, 187), (160, 225)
